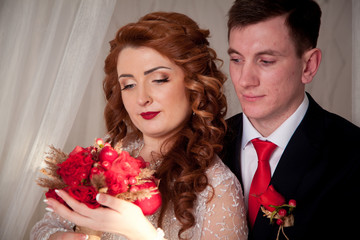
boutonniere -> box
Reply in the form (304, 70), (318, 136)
(257, 185), (296, 240)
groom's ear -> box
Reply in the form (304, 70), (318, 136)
(301, 48), (322, 84)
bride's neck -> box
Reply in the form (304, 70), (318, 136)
(140, 136), (172, 162)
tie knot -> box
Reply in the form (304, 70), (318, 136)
(251, 138), (277, 162)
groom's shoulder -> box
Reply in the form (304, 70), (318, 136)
(321, 108), (360, 139)
(307, 93), (359, 137)
(224, 113), (243, 143)
(226, 112), (243, 130)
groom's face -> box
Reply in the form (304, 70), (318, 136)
(228, 15), (307, 131)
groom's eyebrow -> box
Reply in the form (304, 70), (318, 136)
(227, 47), (240, 55)
(228, 47), (283, 57)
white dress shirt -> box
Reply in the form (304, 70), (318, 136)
(241, 95), (309, 208)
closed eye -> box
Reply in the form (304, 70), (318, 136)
(121, 83), (136, 90)
(153, 77), (169, 83)
(230, 55), (244, 64)
(260, 60), (275, 65)
(230, 58), (241, 63)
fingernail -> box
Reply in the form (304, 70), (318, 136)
(55, 189), (63, 198)
(43, 199), (48, 203)
(81, 234), (89, 240)
(96, 193), (101, 202)
(45, 207), (54, 212)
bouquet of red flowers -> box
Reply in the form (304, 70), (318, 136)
(37, 138), (162, 239)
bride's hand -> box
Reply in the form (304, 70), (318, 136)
(45, 190), (158, 240)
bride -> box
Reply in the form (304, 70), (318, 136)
(31, 11), (248, 240)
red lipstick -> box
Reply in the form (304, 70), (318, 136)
(140, 111), (160, 120)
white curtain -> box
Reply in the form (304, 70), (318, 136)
(0, 0), (116, 239)
(353, 0), (360, 126)
(0, 0), (357, 239)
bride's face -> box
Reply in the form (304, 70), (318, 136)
(117, 46), (192, 142)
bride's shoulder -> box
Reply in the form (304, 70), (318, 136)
(205, 154), (240, 188)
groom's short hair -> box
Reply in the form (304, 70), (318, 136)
(227, 0), (322, 57)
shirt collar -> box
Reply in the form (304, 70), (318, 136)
(241, 94), (309, 150)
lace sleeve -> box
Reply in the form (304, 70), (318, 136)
(198, 157), (248, 240)
(30, 212), (75, 240)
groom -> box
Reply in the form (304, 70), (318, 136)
(221, 0), (360, 239)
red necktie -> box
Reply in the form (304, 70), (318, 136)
(248, 138), (277, 227)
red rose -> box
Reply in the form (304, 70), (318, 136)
(65, 185), (100, 209)
(258, 185), (286, 211)
(57, 146), (94, 186)
(109, 151), (142, 178)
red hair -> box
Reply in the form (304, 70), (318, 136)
(103, 12), (227, 239)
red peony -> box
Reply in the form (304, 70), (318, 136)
(109, 151), (143, 178)
(258, 185), (286, 211)
(65, 185), (100, 209)
(57, 146), (94, 186)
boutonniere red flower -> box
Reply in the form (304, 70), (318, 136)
(257, 185), (296, 240)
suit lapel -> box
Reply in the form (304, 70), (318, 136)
(223, 113), (243, 186)
(252, 94), (325, 237)
(271, 94), (324, 195)
(232, 115), (243, 185)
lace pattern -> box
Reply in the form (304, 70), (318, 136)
(30, 155), (248, 239)
(30, 212), (75, 240)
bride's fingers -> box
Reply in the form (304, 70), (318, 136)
(54, 190), (95, 218)
(45, 191), (93, 226)
(96, 193), (142, 214)
(95, 193), (157, 238)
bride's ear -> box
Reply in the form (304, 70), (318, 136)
(302, 48), (322, 84)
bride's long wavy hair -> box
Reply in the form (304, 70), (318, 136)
(103, 12), (227, 239)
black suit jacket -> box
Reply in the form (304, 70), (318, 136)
(221, 93), (360, 239)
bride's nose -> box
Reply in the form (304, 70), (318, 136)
(136, 84), (152, 106)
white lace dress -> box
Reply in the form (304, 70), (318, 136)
(31, 155), (248, 239)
